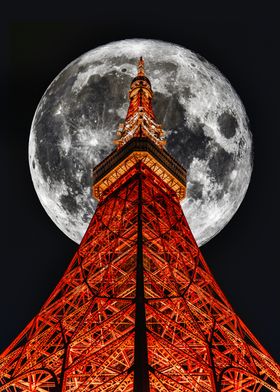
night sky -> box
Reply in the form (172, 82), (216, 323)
(2, 3), (280, 365)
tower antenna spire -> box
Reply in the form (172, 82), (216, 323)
(137, 56), (145, 76)
(115, 58), (166, 149)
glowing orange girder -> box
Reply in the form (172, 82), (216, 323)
(0, 162), (279, 392)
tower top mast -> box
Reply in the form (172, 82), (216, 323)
(92, 59), (186, 201)
(137, 56), (145, 76)
(115, 57), (166, 149)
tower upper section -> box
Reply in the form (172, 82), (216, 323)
(92, 58), (187, 201)
(115, 57), (166, 149)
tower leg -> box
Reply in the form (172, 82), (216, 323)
(133, 169), (150, 392)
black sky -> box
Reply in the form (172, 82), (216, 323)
(1, 3), (280, 364)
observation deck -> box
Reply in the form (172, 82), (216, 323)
(92, 137), (186, 201)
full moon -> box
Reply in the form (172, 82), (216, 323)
(29, 39), (253, 246)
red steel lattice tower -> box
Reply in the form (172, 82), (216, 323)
(0, 58), (279, 392)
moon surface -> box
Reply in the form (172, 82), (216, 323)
(29, 39), (253, 247)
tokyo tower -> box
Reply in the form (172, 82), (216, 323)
(0, 57), (279, 391)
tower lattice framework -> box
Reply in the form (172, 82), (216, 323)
(0, 58), (279, 392)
